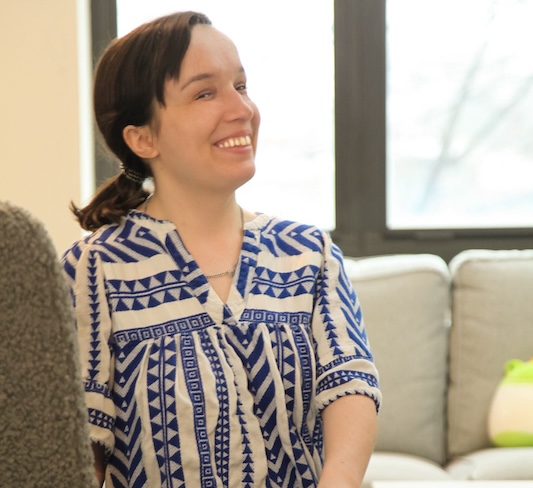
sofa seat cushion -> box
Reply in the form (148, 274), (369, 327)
(362, 452), (453, 488)
(446, 447), (533, 480)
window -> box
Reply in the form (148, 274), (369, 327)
(91, 0), (533, 262)
(332, 0), (533, 261)
(387, 0), (533, 230)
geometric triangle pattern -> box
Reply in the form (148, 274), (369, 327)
(61, 211), (381, 487)
(107, 271), (192, 313)
(316, 369), (380, 397)
(87, 250), (103, 381)
(260, 219), (324, 257)
(249, 265), (320, 299)
(107, 341), (150, 487)
(226, 323), (298, 487)
(146, 336), (184, 486)
(225, 321), (317, 487)
(199, 330), (231, 485)
(315, 257), (344, 358)
(269, 325), (318, 486)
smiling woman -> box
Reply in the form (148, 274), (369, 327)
(64, 9), (380, 488)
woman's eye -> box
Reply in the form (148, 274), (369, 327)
(195, 91), (212, 100)
(236, 83), (248, 92)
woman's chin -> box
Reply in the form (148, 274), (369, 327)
(231, 163), (256, 191)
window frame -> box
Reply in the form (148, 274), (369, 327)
(91, 0), (533, 262)
(332, 0), (533, 262)
(91, 0), (118, 187)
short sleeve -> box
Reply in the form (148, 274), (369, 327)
(62, 241), (116, 453)
(311, 232), (381, 412)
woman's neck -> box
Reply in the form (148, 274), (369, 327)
(143, 185), (257, 303)
(146, 191), (242, 234)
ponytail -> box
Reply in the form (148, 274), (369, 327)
(71, 174), (149, 232)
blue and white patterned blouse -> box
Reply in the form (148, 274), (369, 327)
(62, 211), (381, 488)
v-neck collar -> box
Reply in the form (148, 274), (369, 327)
(126, 210), (270, 326)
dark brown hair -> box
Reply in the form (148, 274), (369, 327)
(72, 11), (212, 232)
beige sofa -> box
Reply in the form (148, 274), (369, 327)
(343, 250), (533, 486)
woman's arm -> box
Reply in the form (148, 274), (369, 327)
(92, 442), (106, 487)
(318, 394), (378, 488)
(63, 244), (115, 488)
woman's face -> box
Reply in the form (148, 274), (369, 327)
(148, 24), (260, 194)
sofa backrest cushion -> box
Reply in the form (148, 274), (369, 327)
(447, 249), (533, 459)
(345, 254), (451, 466)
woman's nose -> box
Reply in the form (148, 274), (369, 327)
(225, 88), (255, 122)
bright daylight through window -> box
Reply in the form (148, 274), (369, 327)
(116, 0), (335, 230)
(387, 0), (533, 230)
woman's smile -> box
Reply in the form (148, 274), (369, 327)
(215, 134), (253, 149)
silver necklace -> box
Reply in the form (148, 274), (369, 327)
(204, 261), (239, 279)
(144, 196), (244, 280)
(205, 207), (244, 279)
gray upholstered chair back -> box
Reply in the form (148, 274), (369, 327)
(0, 202), (97, 488)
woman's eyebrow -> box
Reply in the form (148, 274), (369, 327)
(180, 73), (214, 90)
(180, 66), (246, 90)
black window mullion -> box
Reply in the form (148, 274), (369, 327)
(91, 0), (118, 187)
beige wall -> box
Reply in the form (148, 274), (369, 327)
(2, 0), (91, 254)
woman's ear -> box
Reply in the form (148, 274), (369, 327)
(123, 125), (159, 159)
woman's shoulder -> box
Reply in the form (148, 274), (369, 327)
(62, 211), (157, 264)
(250, 212), (331, 254)
(248, 212), (324, 232)
(257, 213), (328, 235)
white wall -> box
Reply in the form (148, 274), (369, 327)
(2, 0), (91, 254)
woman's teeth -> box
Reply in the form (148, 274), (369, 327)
(217, 135), (252, 148)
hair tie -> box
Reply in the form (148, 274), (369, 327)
(120, 163), (144, 184)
